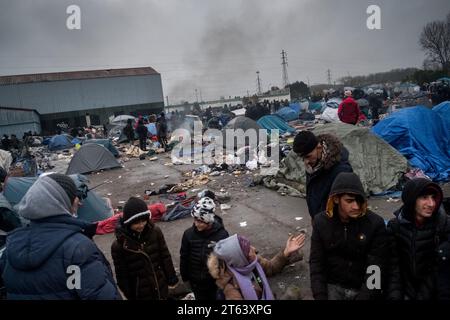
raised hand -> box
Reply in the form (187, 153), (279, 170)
(283, 234), (306, 258)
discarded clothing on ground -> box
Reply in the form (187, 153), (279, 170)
(161, 196), (197, 222)
(96, 202), (167, 234)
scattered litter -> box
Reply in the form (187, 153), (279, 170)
(295, 217), (303, 221)
(164, 175), (169, 178)
(150, 182), (155, 186)
(209, 171), (220, 176)
(135, 195), (141, 198)
(239, 221), (247, 227)
(220, 188), (225, 192)
(149, 157), (158, 161)
(295, 276), (300, 279)
(220, 204), (231, 210)
(216, 192), (231, 202)
(107, 193), (112, 196)
(387, 197), (400, 203)
(289, 263), (296, 267)
(118, 176), (122, 179)
(118, 201), (126, 204)
(245, 159), (258, 171)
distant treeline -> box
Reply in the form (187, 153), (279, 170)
(338, 68), (419, 86)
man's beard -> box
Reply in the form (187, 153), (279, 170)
(305, 142), (327, 174)
(305, 161), (322, 174)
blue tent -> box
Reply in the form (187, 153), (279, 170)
(276, 107), (299, 122)
(372, 106), (450, 181)
(3, 174), (113, 223)
(84, 139), (119, 157)
(257, 115), (296, 135)
(288, 103), (301, 113)
(309, 101), (323, 112)
(433, 101), (450, 131)
(71, 137), (82, 145)
(48, 135), (73, 151)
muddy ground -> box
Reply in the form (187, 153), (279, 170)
(82, 152), (404, 300)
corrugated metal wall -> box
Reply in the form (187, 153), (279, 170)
(0, 108), (41, 137)
(0, 74), (164, 115)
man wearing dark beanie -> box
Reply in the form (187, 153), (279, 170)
(0, 173), (121, 300)
(293, 131), (353, 219)
(111, 196), (179, 300)
(310, 172), (388, 300)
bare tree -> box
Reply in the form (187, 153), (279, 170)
(419, 13), (450, 72)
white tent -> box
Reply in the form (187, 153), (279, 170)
(111, 115), (136, 124)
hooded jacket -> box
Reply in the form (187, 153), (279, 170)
(306, 134), (353, 218)
(338, 97), (362, 125)
(180, 215), (229, 286)
(207, 235), (289, 300)
(309, 172), (388, 300)
(387, 178), (450, 300)
(0, 176), (120, 300)
(111, 219), (178, 300)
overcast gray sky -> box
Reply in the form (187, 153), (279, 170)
(0, 0), (448, 103)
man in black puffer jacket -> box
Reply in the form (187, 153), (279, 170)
(387, 178), (450, 300)
(310, 172), (388, 300)
(180, 196), (229, 300)
(293, 131), (353, 220)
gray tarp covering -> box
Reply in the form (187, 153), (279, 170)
(278, 123), (408, 194)
(222, 116), (263, 148)
(66, 143), (121, 175)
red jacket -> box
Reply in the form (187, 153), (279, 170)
(338, 97), (364, 125)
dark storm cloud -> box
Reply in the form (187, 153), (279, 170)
(0, 0), (448, 102)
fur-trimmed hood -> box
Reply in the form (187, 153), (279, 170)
(316, 134), (347, 170)
(207, 252), (222, 280)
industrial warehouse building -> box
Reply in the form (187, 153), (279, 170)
(0, 67), (164, 134)
(0, 107), (41, 138)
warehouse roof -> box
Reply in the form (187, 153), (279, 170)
(0, 106), (40, 114)
(0, 67), (159, 85)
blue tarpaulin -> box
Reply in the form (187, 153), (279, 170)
(146, 123), (157, 136)
(433, 101), (450, 131)
(276, 107), (298, 122)
(309, 101), (323, 112)
(48, 135), (73, 151)
(288, 103), (301, 113)
(372, 106), (450, 181)
(257, 115), (296, 135)
(3, 174), (113, 223)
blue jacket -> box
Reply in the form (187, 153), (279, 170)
(0, 215), (121, 300)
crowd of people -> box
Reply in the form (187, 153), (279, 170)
(0, 128), (448, 300)
(0, 85), (449, 301)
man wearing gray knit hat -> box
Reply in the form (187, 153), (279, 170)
(0, 173), (121, 300)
